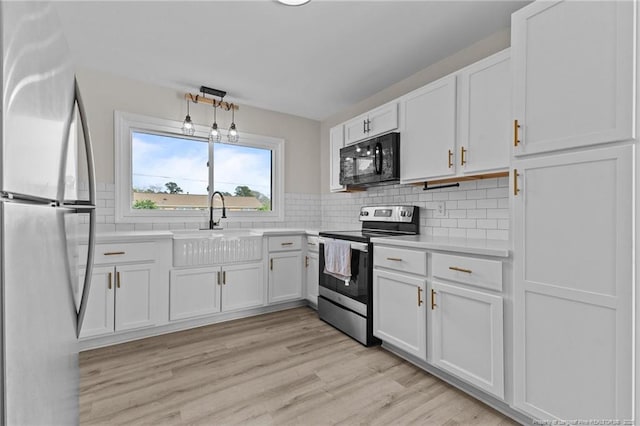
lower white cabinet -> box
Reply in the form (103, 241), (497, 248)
(305, 252), (319, 305)
(268, 251), (303, 303)
(373, 269), (427, 359)
(430, 281), (504, 398)
(80, 263), (155, 338)
(170, 262), (264, 321)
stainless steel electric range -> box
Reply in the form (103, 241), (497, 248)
(318, 205), (420, 346)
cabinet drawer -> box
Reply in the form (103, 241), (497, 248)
(81, 242), (156, 266)
(432, 253), (502, 291)
(268, 235), (302, 252)
(306, 236), (319, 253)
(374, 246), (427, 276)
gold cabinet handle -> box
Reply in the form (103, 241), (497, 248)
(449, 266), (472, 274)
(281, 242), (293, 246)
(460, 146), (467, 166)
(417, 287), (423, 307)
(431, 289), (437, 310)
(308, 242), (317, 246)
(514, 119), (520, 147)
(386, 257), (402, 262)
(448, 149), (453, 168)
(223, 271), (226, 285)
(104, 251), (125, 256)
(270, 259), (273, 271)
(217, 271), (221, 285)
(513, 169), (520, 196)
(116, 271), (121, 289)
(305, 256), (309, 268)
(108, 272), (112, 290)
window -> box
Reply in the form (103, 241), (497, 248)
(115, 111), (284, 223)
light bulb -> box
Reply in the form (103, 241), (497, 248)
(366, 147), (371, 155)
(228, 123), (239, 143)
(356, 146), (361, 153)
(182, 115), (195, 136)
(209, 123), (220, 142)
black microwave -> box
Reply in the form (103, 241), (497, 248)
(339, 132), (400, 187)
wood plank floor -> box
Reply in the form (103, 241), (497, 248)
(80, 307), (516, 425)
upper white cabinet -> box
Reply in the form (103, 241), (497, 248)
(512, 1), (635, 156)
(512, 144), (633, 421)
(344, 102), (398, 146)
(329, 125), (346, 192)
(400, 75), (457, 183)
(458, 49), (511, 174)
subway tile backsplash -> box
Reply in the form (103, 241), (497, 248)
(85, 177), (509, 240)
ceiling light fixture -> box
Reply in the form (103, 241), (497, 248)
(181, 99), (195, 136)
(277, 0), (311, 5)
(209, 102), (221, 142)
(228, 105), (239, 143)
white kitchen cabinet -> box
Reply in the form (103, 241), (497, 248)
(430, 281), (504, 399)
(79, 266), (115, 339)
(458, 49), (510, 174)
(221, 262), (264, 312)
(512, 1), (635, 157)
(305, 252), (319, 306)
(400, 74), (457, 183)
(373, 269), (427, 360)
(329, 125), (346, 192)
(344, 102), (398, 146)
(169, 267), (221, 321)
(512, 144), (633, 420)
(268, 251), (303, 303)
(114, 263), (154, 332)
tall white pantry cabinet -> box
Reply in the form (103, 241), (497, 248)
(510, 0), (636, 422)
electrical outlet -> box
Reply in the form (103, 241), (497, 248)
(434, 201), (446, 218)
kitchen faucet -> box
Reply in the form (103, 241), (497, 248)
(208, 191), (227, 229)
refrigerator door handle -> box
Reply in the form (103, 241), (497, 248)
(74, 77), (97, 338)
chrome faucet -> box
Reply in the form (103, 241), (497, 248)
(208, 191), (227, 229)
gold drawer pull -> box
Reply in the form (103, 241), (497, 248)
(116, 271), (121, 288)
(217, 271), (221, 285)
(386, 257), (403, 262)
(305, 256), (309, 268)
(104, 251), (125, 256)
(460, 146), (467, 166)
(281, 242), (294, 246)
(308, 242), (317, 246)
(108, 272), (112, 290)
(513, 169), (520, 196)
(270, 259), (274, 270)
(514, 119), (520, 147)
(431, 289), (437, 310)
(417, 287), (423, 307)
(449, 266), (472, 274)
(447, 149), (453, 168)
(223, 271), (226, 285)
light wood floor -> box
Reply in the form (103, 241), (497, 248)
(80, 307), (516, 425)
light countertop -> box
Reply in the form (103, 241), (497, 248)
(370, 235), (510, 258)
(94, 228), (320, 243)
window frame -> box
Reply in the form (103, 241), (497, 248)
(114, 111), (284, 223)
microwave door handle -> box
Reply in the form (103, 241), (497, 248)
(374, 143), (382, 174)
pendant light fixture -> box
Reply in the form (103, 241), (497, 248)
(228, 105), (239, 143)
(209, 102), (221, 142)
(181, 99), (195, 136)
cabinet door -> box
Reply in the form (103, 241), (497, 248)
(400, 75), (457, 183)
(431, 281), (504, 399)
(329, 125), (346, 192)
(114, 263), (155, 331)
(344, 113), (368, 145)
(169, 267), (221, 321)
(268, 252), (303, 303)
(512, 145), (633, 420)
(373, 269), (426, 359)
(305, 252), (319, 305)
(458, 49), (510, 174)
(221, 262), (264, 312)
(512, 1), (634, 156)
(367, 102), (398, 138)
(79, 266), (114, 338)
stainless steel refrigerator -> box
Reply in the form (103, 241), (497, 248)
(1, 2), (96, 424)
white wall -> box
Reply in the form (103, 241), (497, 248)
(76, 68), (321, 194)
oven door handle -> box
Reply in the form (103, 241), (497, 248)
(319, 237), (368, 253)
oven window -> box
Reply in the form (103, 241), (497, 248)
(319, 244), (369, 304)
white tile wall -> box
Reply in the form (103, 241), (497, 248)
(83, 178), (509, 240)
(322, 177), (510, 240)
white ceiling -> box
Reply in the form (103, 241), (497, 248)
(54, 0), (528, 121)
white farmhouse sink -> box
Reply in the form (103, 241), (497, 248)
(172, 229), (263, 267)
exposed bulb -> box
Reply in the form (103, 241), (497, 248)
(228, 123), (239, 143)
(209, 123), (220, 142)
(356, 146), (361, 153)
(182, 115), (195, 136)
(366, 147), (371, 155)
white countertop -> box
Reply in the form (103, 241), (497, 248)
(370, 235), (511, 258)
(94, 228), (320, 242)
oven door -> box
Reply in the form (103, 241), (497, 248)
(319, 238), (370, 310)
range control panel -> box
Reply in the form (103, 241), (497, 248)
(359, 205), (417, 223)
